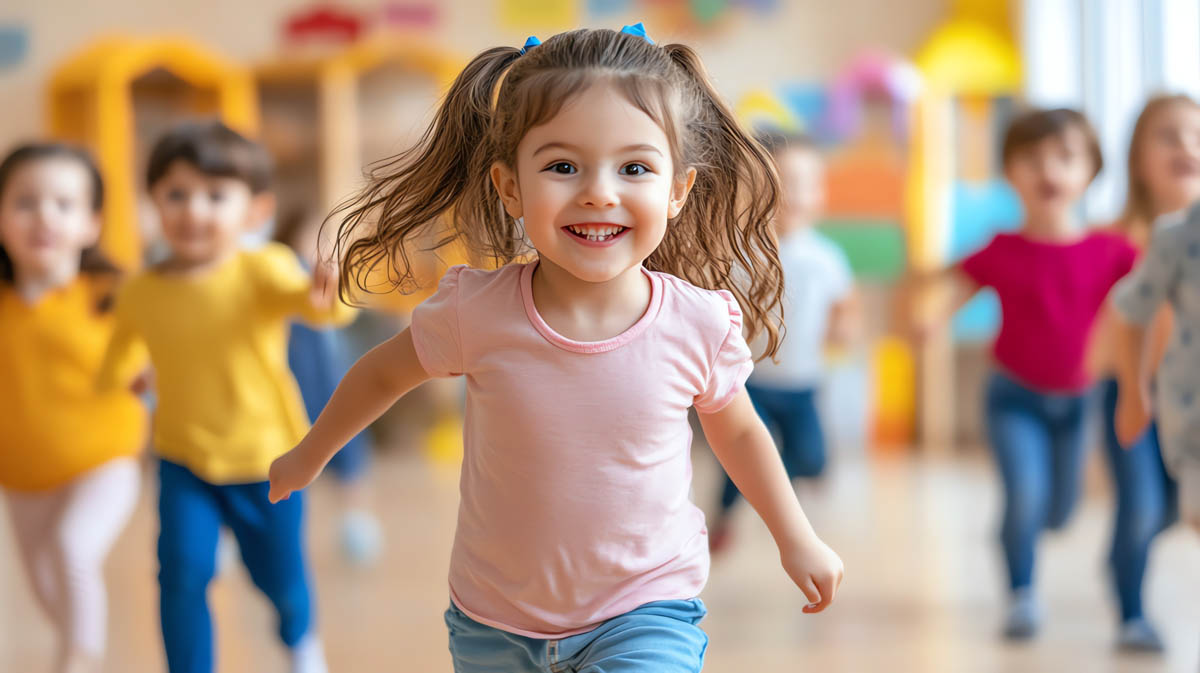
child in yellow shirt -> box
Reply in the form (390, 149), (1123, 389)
(0, 142), (147, 673)
(98, 121), (352, 673)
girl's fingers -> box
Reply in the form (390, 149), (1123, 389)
(799, 576), (821, 609)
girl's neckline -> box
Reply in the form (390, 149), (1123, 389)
(520, 260), (663, 354)
(1011, 228), (1095, 247)
(5, 275), (87, 310)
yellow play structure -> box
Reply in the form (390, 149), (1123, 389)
(45, 36), (258, 269)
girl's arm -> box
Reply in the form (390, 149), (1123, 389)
(97, 311), (149, 393)
(269, 327), (431, 502)
(698, 390), (844, 613)
(1113, 317), (1152, 446)
(1111, 219), (1185, 446)
(909, 265), (981, 337)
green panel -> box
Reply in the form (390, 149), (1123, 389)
(815, 219), (906, 281)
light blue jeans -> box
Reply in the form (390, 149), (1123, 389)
(444, 599), (708, 672)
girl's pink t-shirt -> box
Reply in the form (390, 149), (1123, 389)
(960, 230), (1137, 392)
(411, 262), (752, 638)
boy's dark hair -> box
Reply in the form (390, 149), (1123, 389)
(146, 120), (272, 193)
(754, 127), (818, 157)
(1002, 108), (1103, 180)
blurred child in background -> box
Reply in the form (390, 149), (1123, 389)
(0, 143), (146, 673)
(919, 109), (1137, 641)
(97, 120), (353, 673)
(1090, 94), (1200, 652)
(274, 210), (382, 566)
(1112, 105), (1200, 540)
(709, 131), (857, 554)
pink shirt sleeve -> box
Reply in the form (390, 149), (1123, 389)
(410, 265), (465, 377)
(693, 290), (754, 414)
(960, 235), (1002, 288)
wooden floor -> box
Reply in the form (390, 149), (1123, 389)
(1, 445), (1197, 672)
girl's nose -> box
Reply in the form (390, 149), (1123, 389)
(578, 173), (618, 209)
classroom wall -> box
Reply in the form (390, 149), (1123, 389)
(0, 0), (948, 152)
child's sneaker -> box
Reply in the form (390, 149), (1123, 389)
(1002, 587), (1041, 641)
(1116, 617), (1165, 653)
(290, 633), (328, 673)
(340, 509), (383, 567)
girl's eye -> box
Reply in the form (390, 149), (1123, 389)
(14, 195), (36, 211)
(209, 189), (226, 202)
(546, 162), (576, 175)
(166, 189), (186, 202)
(621, 163), (651, 176)
(56, 197), (74, 212)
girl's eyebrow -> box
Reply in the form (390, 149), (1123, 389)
(532, 142), (664, 157)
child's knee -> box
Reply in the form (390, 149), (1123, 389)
(157, 543), (216, 591)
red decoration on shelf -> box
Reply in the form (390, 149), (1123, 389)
(284, 5), (364, 45)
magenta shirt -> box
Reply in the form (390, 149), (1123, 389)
(960, 231), (1137, 392)
(411, 262), (752, 637)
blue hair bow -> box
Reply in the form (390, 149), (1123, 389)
(620, 22), (655, 45)
(519, 23), (653, 57)
(519, 35), (541, 55)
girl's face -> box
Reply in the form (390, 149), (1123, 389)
(492, 81), (695, 284)
(1005, 125), (1095, 217)
(1137, 103), (1200, 215)
(150, 160), (268, 267)
(0, 157), (100, 280)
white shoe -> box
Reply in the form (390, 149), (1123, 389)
(290, 634), (328, 673)
(340, 509), (383, 567)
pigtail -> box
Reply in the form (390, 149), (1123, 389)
(658, 43), (784, 359)
(330, 46), (523, 299)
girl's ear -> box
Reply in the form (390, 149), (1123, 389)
(490, 161), (523, 219)
(668, 167), (698, 219)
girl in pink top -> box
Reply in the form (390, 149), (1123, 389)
(267, 25), (843, 672)
(926, 109), (1137, 641)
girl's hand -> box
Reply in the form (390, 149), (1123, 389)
(268, 444), (324, 503)
(780, 534), (844, 614)
(1115, 379), (1152, 448)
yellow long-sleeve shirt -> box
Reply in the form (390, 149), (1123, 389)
(0, 277), (147, 492)
(97, 243), (355, 484)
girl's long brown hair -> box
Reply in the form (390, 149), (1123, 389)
(329, 28), (784, 357)
(1121, 94), (1200, 235)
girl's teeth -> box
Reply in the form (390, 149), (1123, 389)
(568, 225), (625, 241)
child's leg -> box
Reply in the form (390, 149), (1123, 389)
(984, 374), (1055, 593)
(4, 487), (66, 631)
(156, 460), (223, 673)
(1044, 391), (1092, 530)
(48, 458), (140, 664)
(220, 482), (314, 650)
(559, 599), (708, 673)
(1100, 380), (1177, 623)
(775, 387), (827, 479)
(443, 603), (543, 673)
